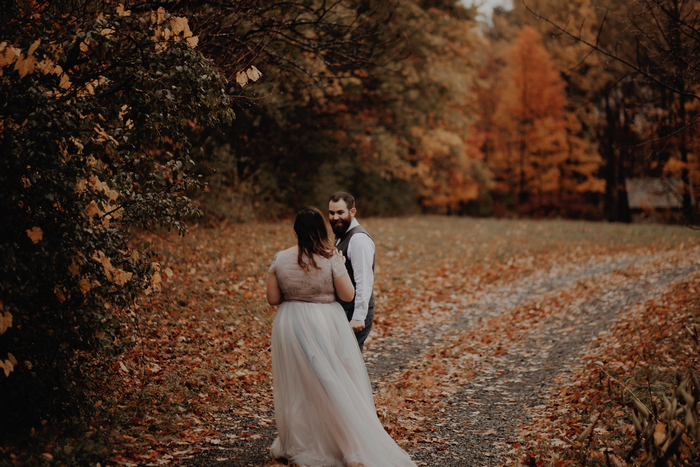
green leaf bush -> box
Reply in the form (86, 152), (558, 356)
(0, 0), (233, 440)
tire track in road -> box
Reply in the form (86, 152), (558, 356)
(364, 250), (684, 384)
(390, 249), (700, 466)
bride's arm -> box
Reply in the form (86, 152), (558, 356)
(334, 273), (355, 303)
(267, 273), (284, 305)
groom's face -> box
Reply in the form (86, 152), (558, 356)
(328, 199), (355, 237)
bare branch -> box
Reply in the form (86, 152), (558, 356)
(521, 0), (700, 103)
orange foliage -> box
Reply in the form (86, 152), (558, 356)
(487, 26), (603, 204)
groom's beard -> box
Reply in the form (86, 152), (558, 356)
(331, 216), (352, 237)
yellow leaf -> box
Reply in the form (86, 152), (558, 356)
(150, 271), (162, 292)
(36, 58), (56, 75)
(164, 267), (174, 279)
(0, 360), (10, 377)
(236, 71), (249, 87)
(183, 23), (193, 38)
(105, 188), (119, 201)
(75, 178), (87, 193)
(28, 39), (41, 56)
(94, 330), (106, 339)
(186, 36), (199, 48)
(79, 277), (91, 294)
(68, 258), (80, 276)
(86, 200), (102, 220)
(170, 17), (188, 36)
(0, 311), (12, 334)
(14, 54), (37, 78)
(26, 227), (43, 244)
(99, 254), (115, 276)
(110, 207), (124, 219)
(58, 72), (71, 89)
(7, 353), (17, 366)
(116, 3), (131, 16)
(246, 66), (263, 82)
(5, 46), (20, 61)
(112, 269), (133, 286)
(0, 45), (20, 71)
(654, 422), (667, 448)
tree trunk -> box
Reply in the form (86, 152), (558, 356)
(602, 91), (619, 221)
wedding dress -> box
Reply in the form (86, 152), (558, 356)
(269, 248), (416, 467)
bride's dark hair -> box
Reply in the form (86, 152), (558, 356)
(294, 206), (334, 272)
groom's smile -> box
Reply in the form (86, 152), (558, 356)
(328, 200), (354, 237)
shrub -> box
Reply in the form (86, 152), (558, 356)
(0, 0), (233, 439)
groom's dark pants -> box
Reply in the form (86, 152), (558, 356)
(353, 307), (374, 352)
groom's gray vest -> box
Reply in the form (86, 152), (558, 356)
(335, 224), (375, 321)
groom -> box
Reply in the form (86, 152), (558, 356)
(328, 192), (375, 351)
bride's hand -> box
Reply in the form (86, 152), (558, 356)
(335, 249), (346, 264)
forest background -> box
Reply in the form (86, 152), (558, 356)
(182, 0), (700, 224)
(2, 0), (700, 464)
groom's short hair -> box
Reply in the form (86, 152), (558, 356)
(329, 191), (355, 210)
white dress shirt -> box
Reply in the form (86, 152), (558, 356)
(337, 218), (375, 322)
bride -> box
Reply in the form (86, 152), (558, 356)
(266, 206), (416, 467)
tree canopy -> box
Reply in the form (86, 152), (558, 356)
(0, 0), (233, 435)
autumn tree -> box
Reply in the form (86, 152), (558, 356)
(139, 0), (411, 214)
(0, 0), (233, 437)
(486, 26), (603, 215)
(325, 0), (492, 213)
(155, 0), (493, 215)
(521, 0), (700, 224)
(626, 0), (700, 221)
(486, 0), (631, 220)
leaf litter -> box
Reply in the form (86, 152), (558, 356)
(83, 217), (699, 466)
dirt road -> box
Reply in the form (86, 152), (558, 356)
(184, 246), (699, 467)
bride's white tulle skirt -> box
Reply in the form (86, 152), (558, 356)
(270, 301), (416, 467)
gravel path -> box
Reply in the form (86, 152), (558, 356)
(184, 249), (699, 467)
(405, 250), (699, 466)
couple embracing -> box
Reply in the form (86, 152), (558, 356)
(266, 192), (417, 467)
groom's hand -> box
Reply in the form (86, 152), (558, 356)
(350, 319), (365, 332)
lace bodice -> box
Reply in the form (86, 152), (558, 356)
(269, 247), (348, 303)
